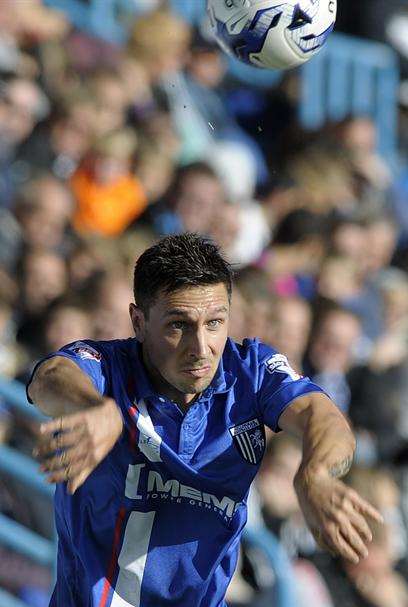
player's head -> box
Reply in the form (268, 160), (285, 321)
(130, 233), (233, 401)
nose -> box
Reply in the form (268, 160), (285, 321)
(188, 328), (208, 361)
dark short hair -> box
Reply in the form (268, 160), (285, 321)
(133, 233), (233, 315)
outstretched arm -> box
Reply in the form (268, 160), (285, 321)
(278, 391), (383, 563)
(29, 356), (123, 494)
(28, 356), (108, 416)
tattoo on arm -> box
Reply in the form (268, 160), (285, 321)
(329, 456), (352, 478)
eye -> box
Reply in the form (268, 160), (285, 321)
(207, 319), (223, 329)
(170, 321), (185, 330)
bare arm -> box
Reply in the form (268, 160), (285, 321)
(278, 392), (383, 563)
(28, 356), (107, 417)
(278, 391), (355, 481)
(29, 356), (123, 494)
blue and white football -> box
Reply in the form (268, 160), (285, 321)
(207, 0), (336, 69)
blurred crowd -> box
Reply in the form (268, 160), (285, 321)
(1, 1), (408, 606)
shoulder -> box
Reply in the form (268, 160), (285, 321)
(224, 338), (278, 364)
(223, 338), (279, 377)
(61, 338), (136, 362)
(223, 338), (304, 386)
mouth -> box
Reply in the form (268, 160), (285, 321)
(181, 366), (211, 378)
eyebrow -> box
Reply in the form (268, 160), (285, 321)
(165, 306), (229, 317)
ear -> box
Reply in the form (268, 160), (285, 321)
(129, 303), (146, 342)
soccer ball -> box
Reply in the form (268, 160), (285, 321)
(207, 0), (337, 70)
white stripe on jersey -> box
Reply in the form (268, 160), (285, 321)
(135, 399), (162, 462)
(110, 510), (156, 607)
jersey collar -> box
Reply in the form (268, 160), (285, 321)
(131, 339), (236, 404)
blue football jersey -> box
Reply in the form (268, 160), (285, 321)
(29, 337), (324, 607)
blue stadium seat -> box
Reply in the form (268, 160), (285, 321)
(0, 378), (54, 606)
(301, 32), (399, 165)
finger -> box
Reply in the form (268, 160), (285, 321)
(332, 496), (374, 544)
(347, 489), (384, 523)
(46, 467), (71, 484)
(48, 463), (94, 491)
(40, 445), (89, 472)
(345, 509), (373, 543)
(326, 524), (361, 564)
(46, 457), (92, 484)
(40, 452), (66, 472)
(338, 519), (369, 560)
(34, 428), (85, 457)
(39, 418), (70, 435)
(39, 414), (85, 436)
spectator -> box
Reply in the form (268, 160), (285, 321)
(128, 8), (191, 84)
(135, 143), (175, 205)
(306, 305), (362, 413)
(17, 248), (68, 352)
(151, 162), (226, 236)
(87, 69), (129, 137)
(17, 89), (96, 181)
(262, 209), (328, 298)
(0, 77), (49, 207)
(329, 218), (367, 264)
(13, 174), (74, 252)
(71, 129), (147, 237)
(269, 296), (312, 373)
(42, 301), (91, 354)
(92, 272), (134, 340)
(314, 466), (408, 607)
(364, 216), (398, 278)
(0, 291), (26, 378)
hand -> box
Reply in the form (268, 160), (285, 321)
(34, 398), (123, 494)
(294, 468), (384, 564)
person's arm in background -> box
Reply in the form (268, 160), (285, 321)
(28, 356), (123, 494)
(278, 391), (383, 564)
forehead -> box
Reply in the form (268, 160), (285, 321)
(153, 283), (230, 317)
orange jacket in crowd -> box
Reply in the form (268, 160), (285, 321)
(71, 165), (147, 237)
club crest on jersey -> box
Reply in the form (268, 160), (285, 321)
(265, 354), (301, 381)
(229, 418), (265, 465)
(68, 342), (101, 362)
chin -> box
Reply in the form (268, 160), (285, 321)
(177, 377), (212, 395)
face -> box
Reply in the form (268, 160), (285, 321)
(309, 311), (361, 373)
(45, 307), (90, 352)
(209, 203), (240, 253)
(94, 278), (134, 340)
(270, 299), (311, 368)
(130, 283), (230, 405)
(188, 50), (226, 88)
(364, 221), (397, 274)
(332, 223), (366, 261)
(317, 259), (360, 300)
(18, 180), (73, 249)
(23, 252), (67, 314)
(92, 78), (127, 136)
(175, 174), (225, 234)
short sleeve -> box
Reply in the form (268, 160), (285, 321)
(27, 340), (108, 403)
(257, 348), (324, 432)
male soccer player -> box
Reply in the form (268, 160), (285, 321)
(28, 233), (382, 607)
